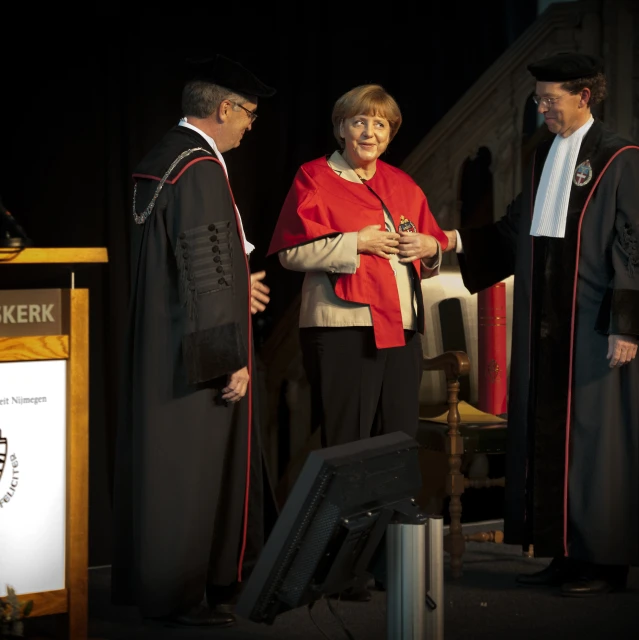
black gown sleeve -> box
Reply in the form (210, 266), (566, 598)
(598, 152), (639, 336)
(168, 159), (248, 383)
(457, 192), (523, 294)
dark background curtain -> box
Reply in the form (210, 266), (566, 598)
(0, 5), (536, 567)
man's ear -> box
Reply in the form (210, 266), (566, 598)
(218, 99), (232, 122)
(579, 87), (592, 108)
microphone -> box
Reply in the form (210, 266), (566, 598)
(0, 197), (32, 248)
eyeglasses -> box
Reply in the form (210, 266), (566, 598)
(531, 92), (575, 108)
(232, 102), (258, 124)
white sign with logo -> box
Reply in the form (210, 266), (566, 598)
(0, 360), (67, 597)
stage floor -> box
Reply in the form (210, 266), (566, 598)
(24, 528), (639, 640)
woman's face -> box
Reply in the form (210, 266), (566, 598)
(340, 113), (390, 168)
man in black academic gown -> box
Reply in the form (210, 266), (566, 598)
(443, 52), (639, 596)
(111, 54), (275, 627)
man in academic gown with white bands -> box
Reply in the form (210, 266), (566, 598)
(443, 52), (639, 596)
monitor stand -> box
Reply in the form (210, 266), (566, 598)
(387, 509), (444, 640)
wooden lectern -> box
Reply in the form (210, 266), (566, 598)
(0, 248), (108, 640)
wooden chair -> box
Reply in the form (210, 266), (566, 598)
(417, 351), (506, 578)
(415, 268), (512, 577)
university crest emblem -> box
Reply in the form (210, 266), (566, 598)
(398, 215), (417, 233)
(0, 430), (6, 483)
(574, 159), (593, 187)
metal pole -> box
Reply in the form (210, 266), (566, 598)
(426, 516), (444, 640)
(386, 522), (426, 639)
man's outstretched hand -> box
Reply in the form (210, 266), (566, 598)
(250, 270), (270, 314)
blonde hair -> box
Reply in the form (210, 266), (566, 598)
(331, 84), (402, 149)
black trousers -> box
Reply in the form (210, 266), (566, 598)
(300, 326), (423, 447)
(300, 326), (423, 587)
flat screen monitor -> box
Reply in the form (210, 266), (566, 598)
(236, 431), (426, 625)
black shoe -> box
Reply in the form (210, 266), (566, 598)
(561, 578), (619, 597)
(207, 582), (242, 615)
(561, 564), (628, 597)
(165, 602), (235, 627)
(214, 602), (236, 615)
(516, 556), (581, 587)
(330, 587), (372, 602)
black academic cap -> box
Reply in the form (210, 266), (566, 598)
(527, 52), (603, 82)
(184, 53), (276, 98)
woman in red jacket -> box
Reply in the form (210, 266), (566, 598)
(268, 83), (448, 600)
(269, 84), (448, 450)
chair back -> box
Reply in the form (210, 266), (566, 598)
(419, 267), (514, 407)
